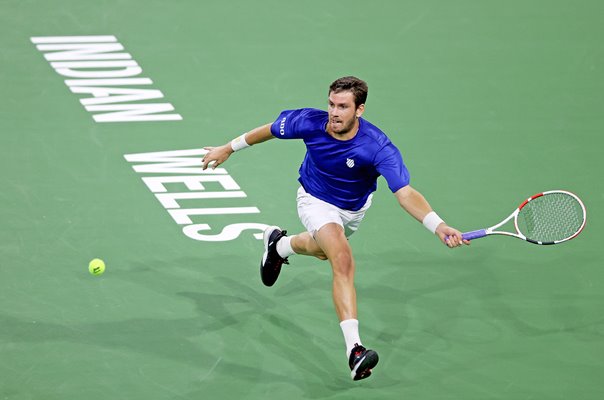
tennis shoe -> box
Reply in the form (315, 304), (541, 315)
(349, 344), (379, 381)
(260, 226), (289, 287)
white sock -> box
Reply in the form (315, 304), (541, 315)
(276, 235), (296, 258)
(339, 319), (362, 357)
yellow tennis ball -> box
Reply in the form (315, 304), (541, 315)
(89, 258), (105, 275)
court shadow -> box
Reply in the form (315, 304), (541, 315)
(352, 249), (604, 390)
(176, 276), (354, 396)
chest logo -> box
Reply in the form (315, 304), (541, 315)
(346, 158), (355, 168)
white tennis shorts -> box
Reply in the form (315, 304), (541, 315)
(296, 186), (373, 237)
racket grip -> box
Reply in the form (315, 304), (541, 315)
(461, 229), (488, 241)
(445, 229), (487, 242)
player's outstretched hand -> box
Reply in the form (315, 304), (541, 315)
(202, 144), (233, 170)
(436, 224), (471, 248)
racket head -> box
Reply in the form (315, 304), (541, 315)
(514, 190), (586, 245)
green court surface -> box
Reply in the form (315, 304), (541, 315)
(1, 1), (603, 399)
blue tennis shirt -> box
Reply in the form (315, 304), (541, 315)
(270, 108), (410, 211)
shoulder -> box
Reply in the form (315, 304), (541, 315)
(358, 118), (393, 147)
(290, 107), (327, 122)
(283, 108), (327, 131)
(272, 108), (327, 138)
(357, 118), (405, 165)
(277, 108), (327, 127)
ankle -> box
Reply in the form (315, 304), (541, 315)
(276, 235), (296, 258)
(340, 319), (362, 357)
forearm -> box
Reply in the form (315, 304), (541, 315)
(226, 123), (273, 153)
(393, 185), (467, 247)
(202, 123), (275, 170)
(242, 123), (274, 146)
(394, 185), (434, 222)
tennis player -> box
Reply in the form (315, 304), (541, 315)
(202, 76), (469, 381)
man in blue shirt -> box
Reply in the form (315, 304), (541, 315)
(202, 76), (468, 381)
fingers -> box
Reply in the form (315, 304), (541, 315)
(201, 146), (228, 170)
(443, 232), (466, 248)
(202, 156), (214, 170)
(201, 155), (210, 170)
(444, 235), (459, 248)
(201, 148), (216, 170)
(202, 159), (218, 170)
(201, 157), (220, 170)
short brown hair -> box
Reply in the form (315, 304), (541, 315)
(329, 76), (368, 108)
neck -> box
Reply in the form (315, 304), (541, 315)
(327, 119), (360, 141)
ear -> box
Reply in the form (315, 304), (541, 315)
(356, 104), (365, 118)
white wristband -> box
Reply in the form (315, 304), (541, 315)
(230, 133), (250, 152)
(422, 211), (444, 234)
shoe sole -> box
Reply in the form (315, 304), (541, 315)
(260, 226), (281, 287)
(351, 350), (379, 381)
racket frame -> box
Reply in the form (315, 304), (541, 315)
(462, 190), (586, 245)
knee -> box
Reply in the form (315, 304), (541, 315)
(330, 249), (354, 276)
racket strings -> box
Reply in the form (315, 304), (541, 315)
(516, 193), (584, 243)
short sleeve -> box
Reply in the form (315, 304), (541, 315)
(375, 143), (410, 192)
(270, 108), (320, 139)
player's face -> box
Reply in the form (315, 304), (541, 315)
(327, 91), (364, 135)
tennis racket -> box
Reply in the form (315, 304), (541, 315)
(451, 190), (586, 245)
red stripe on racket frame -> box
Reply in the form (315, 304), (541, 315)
(519, 192), (544, 210)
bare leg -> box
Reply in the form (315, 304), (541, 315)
(289, 224), (376, 378)
(290, 232), (328, 260)
(313, 223), (357, 321)
(290, 225), (356, 320)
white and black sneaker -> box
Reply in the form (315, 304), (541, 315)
(260, 226), (289, 287)
(349, 344), (379, 381)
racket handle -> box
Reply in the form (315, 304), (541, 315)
(445, 229), (487, 242)
(462, 229), (487, 241)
